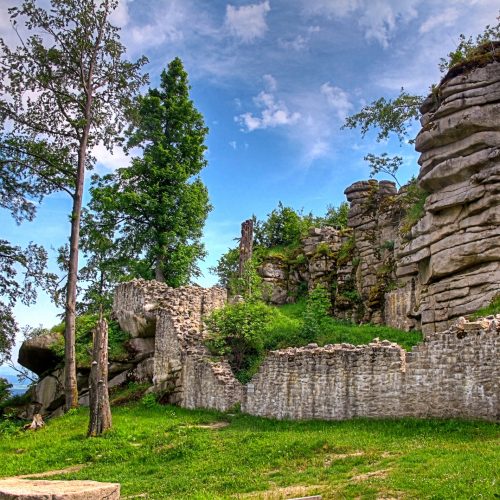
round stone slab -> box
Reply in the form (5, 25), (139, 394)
(0, 479), (120, 499)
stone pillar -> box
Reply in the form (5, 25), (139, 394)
(238, 219), (254, 277)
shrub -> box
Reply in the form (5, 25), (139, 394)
(301, 285), (331, 342)
(399, 177), (428, 237)
(204, 301), (275, 383)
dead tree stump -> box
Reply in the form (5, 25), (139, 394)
(87, 315), (112, 437)
(24, 413), (44, 431)
(238, 218), (254, 277)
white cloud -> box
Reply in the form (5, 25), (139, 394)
(419, 7), (460, 34)
(302, 0), (419, 47)
(236, 90), (301, 132)
(279, 34), (308, 51)
(93, 144), (140, 171)
(225, 1), (271, 43)
(229, 141), (237, 150)
(263, 74), (277, 91)
(320, 82), (352, 120)
(110, 0), (130, 28)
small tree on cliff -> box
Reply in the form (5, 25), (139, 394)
(0, 0), (147, 409)
(87, 57), (211, 287)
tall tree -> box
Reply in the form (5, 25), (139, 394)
(87, 57), (211, 288)
(0, 0), (147, 409)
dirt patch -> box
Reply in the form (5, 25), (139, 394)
(236, 484), (324, 499)
(351, 469), (391, 482)
(324, 451), (364, 466)
(188, 421), (230, 430)
(13, 464), (85, 479)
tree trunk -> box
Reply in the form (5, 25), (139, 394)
(63, 149), (86, 411)
(24, 413), (44, 431)
(238, 219), (254, 277)
(88, 315), (112, 437)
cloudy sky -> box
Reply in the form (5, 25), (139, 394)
(1, 0), (499, 337)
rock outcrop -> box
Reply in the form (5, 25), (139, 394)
(18, 332), (62, 376)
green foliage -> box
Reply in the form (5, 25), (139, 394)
(364, 153), (403, 187)
(209, 247), (239, 288)
(204, 301), (275, 383)
(336, 234), (355, 266)
(321, 202), (349, 229)
(85, 57), (211, 289)
(301, 285), (331, 341)
(228, 258), (267, 302)
(399, 178), (428, 237)
(469, 295), (500, 319)
(51, 314), (130, 368)
(439, 14), (500, 73)
(0, 240), (56, 363)
(343, 88), (423, 145)
(0, 378), (12, 405)
(0, 403), (496, 498)
(140, 393), (159, 409)
(254, 202), (315, 249)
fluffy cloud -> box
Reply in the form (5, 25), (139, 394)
(302, 0), (419, 47)
(225, 1), (271, 43)
(320, 82), (353, 120)
(236, 90), (300, 132)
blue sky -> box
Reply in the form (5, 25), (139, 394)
(1, 0), (499, 344)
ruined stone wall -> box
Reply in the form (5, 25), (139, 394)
(114, 279), (243, 412)
(243, 316), (499, 421)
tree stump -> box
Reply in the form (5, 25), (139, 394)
(87, 316), (112, 437)
(24, 414), (44, 431)
(238, 219), (254, 277)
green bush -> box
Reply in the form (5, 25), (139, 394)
(301, 285), (331, 342)
(51, 314), (130, 367)
(399, 178), (428, 237)
(204, 301), (276, 383)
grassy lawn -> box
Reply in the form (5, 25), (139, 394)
(1, 402), (498, 499)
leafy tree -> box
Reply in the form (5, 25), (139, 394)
(87, 57), (211, 287)
(0, 378), (12, 404)
(254, 202), (314, 248)
(321, 201), (349, 229)
(0, 0), (147, 409)
(0, 240), (56, 364)
(301, 284), (331, 342)
(210, 247), (239, 288)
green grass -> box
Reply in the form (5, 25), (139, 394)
(469, 294), (500, 319)
(264, 300), (423, 352)
(0, 402), (498, 499)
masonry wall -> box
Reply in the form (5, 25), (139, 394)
(243, 318), (499, 421)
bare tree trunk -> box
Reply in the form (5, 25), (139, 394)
(88, 314), (112, 437)
(238, 219), (254, 277)
(64, 150), (86, 411)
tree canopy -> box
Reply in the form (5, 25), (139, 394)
(83, 57), (211, 293)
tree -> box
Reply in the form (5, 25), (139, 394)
(87, 57), (211, 287)
(0, 240), (56, 364)
(0, 0), (147, 409)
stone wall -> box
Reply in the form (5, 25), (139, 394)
(114, 279), (243, 412)
(243, 316), (499, 421)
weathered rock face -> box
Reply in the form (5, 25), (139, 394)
(405, 60), (500, 334)
(113, 279), (243, 412)
(243, 315), (499, 421)
(258, 58), (499, 334)
(17, 332), (63, 376)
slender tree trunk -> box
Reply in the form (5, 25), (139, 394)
(63, 152), (85, 410)
(88, 313), (112, 437)
(155, 258), (165, 282)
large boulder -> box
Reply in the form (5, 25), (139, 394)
(18, 332), (62, 376)
(0, 479), (120, 499)
(33, 369), (64, 414)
